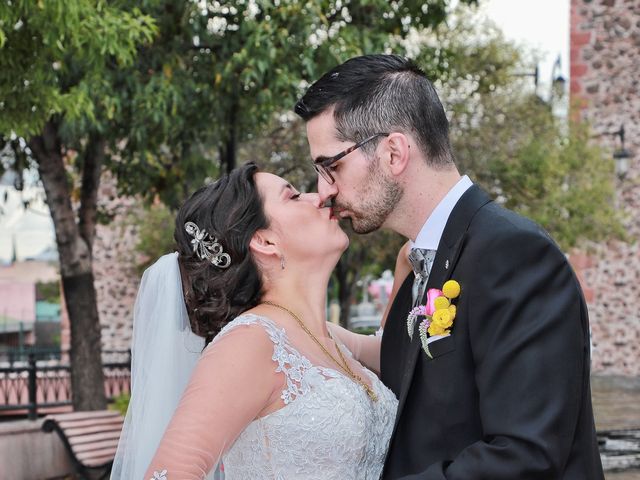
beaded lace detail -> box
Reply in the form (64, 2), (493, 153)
(215, 314), (398, 480)
(149, 470), (167, 480)
(220, 315), (314, 404)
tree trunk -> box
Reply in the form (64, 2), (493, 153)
(220, 133), (236, 175)
(336, 257), (356, 328)
(63, 271), (106, 410)
(335, 239), (369, 329)
(28, 120), (107, 411)
(78, 132), (105, 247)
(219, 96), (238, 174)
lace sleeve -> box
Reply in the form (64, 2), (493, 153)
(143, 322), (282, 480)
(327, 323), (382, 375)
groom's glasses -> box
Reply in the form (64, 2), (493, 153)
(313, 133), (389, 185)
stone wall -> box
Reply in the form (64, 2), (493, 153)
(571, 0), (640, 375)
(92, 174), (141, 353)
(58, 175), (143, 356)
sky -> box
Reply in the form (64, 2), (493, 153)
(0, 183), (55, 264)
(481, 0), (570, 98)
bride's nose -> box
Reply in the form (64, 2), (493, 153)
(301, 193), (322, 208)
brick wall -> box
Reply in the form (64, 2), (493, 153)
(570, 0), (639, 375)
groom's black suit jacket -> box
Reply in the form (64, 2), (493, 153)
(380, 185), (604, 480)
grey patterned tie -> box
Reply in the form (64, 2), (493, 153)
(408, 248), (437, 307)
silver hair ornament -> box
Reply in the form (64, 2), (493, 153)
(184, 221), (231, 268)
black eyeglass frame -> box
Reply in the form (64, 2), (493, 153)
(313, 132), (390, 184)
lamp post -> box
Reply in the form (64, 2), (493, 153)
(512, 65), (539, 95)
(593, 124), (632, 180)
(611, 124), (631, 179)
(549, 55), (566, 102)
(512, 55), (566, 105)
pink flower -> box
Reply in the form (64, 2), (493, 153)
(425, 288), (444, 316)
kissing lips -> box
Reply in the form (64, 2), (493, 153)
(331, 205), (351, 219)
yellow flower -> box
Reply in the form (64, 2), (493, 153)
(432, 309), (453, 329)
(442, 280), (461, 299)
(434, 296), (450, 311)
(428, 322), (449, 336)
(448, 304), (457, 320)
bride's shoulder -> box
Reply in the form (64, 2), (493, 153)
(225, 312), (284, 336)
(204, 312), (287, 354)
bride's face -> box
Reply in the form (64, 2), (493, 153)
(255, 172), (349, 265)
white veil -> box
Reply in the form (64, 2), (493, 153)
(111, 252), (210, 479)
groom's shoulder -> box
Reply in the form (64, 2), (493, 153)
(468, 198), (559, 251)
(456, 185), (546, 238)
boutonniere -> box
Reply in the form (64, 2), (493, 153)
(406, 280), (461, 358)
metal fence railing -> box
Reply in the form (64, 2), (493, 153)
(0, 350), (131, 419)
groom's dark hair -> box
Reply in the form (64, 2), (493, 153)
(294, 54), (453, 167)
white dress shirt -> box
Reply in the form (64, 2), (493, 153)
(411, 175), (474, 251)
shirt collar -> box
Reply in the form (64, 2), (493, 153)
(411, 175), (473, 251)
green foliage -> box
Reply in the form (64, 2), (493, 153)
(0, 0), (474, 409)
(132, 201), (176, 273)
(100, 0), (476, 205)
(109, 392), (131, 416)
(2, 0), (476, 206)
(485, 111), (624, 250)
(0, 1), (157, 137)
(405, 7), (626, 251)
(352, 326), (378, 335)
(36, 281), (61, 303)
(448, 86), (625, 251)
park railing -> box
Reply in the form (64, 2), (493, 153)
(0, 349), (130, 420)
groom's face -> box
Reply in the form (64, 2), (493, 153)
(305, 110), (402, 234)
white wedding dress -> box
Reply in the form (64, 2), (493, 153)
(146, 314), (398, 480)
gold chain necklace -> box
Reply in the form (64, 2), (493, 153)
(263, 301), (378, 402)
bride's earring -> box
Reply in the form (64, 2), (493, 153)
(280, 255), (286, 270)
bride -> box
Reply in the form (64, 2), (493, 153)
(111, 162), (398, 479)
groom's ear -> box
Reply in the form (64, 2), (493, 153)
(249, 229), (280, 260)
(386, 132), (411, 177)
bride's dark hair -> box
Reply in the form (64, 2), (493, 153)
(174, 162), (268, 344)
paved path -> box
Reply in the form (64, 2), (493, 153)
(593, 375), (640, 431)
(592, 375), (640, 479)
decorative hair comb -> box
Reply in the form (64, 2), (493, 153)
(184, 221), (231, 268)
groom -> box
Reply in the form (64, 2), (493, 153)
(295, 55), (604, 479)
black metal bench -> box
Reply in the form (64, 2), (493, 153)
(42, 410), (125, 479)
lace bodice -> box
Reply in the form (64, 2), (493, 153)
(219, 314), (398, 479)
(144, 313), (397, 480)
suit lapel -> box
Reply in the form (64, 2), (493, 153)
(389, 185), (492, 435)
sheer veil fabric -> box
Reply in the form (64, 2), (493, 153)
(111, 253), (214, 480)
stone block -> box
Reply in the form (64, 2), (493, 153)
(0, 419), (73, 480)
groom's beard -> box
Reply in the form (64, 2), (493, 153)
(337, 160), (402, 234)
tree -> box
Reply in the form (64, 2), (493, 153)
(418, 11), (625, 250)
(108, 0), (477, 208)
(0, 1), (156, 410)
(452, 95), (626, 250)
(1, 0), (475, 407)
